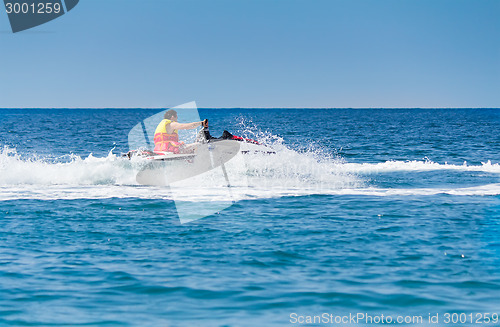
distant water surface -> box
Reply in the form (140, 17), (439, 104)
(0, 109), (499, 326)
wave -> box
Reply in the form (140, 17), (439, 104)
(0, 146), (136, 186)
(1, 142), (499, 201)
(341, 159), (500, 174)
(2, 183), (499, 202)
(0, 141), (359, 188)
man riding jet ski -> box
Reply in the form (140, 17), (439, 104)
(152, 109), (206, 154)
(154, 109), (261, 153)
(124, 110), (273, 160)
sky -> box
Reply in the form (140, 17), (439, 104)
(0, 0), (499, 108)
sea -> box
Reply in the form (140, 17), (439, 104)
(0, 108), (499, 326)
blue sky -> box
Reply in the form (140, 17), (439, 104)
(0, 0), (499, 108)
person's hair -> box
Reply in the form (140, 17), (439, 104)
(164, 109), (177, 120)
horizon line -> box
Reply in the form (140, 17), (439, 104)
(1, 107), (499, 110)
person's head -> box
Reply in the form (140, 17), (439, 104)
(164, 109), (178, 121)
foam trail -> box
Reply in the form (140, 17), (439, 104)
(0, 146), (137, 186)
(1, 183), (500, 202)
(1, 142), (499, 202)
(0, 144), (360, 189)
(341, 160), (500, 174)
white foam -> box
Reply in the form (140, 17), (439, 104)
(2, 182), (499, 202)
(341, 159), (500, 174)
(0, 146), (137, 186)
(0, 144), (499, 202)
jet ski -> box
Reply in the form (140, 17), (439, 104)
(195, 127), (275, 155)
(123, 149), (196, 162)
(126, 123), (275, 186)
(123, 124), (274, 162)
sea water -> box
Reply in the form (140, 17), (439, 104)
(0, 109), (499, 326)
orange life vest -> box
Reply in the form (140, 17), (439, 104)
(153, 119), (183, 154)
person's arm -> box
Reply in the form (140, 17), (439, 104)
(170, 121), (203, 130)
(170, 119), (208, 130)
